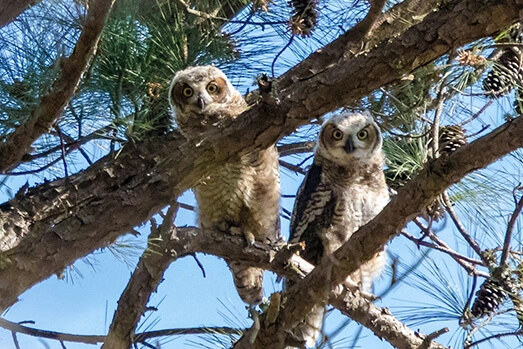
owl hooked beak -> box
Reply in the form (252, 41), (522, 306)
(343, 138), (354, 153)
(196, 95), (206, 110)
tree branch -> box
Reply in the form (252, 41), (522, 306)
(162, 227), (449, 349)
(0, 0), (41, 29)
(102, 206), (178, 349)
(1, 0), (522, 315)
(0, 0), (116, 173)
(0, 317), (241, 346)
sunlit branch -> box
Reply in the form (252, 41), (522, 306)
(0, 317), (242, 346)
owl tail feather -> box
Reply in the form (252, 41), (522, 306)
(228, 261), (264, 305)
(290, 303), (325, 348)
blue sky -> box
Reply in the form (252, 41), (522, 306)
(1, 1), (523, 349)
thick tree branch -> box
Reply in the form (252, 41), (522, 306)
(102, 206), (178, 349)
(124, 225), (449, 349)
(1, 0), (522, 315)
(0, 0), (115, 173)
(0, 0), (40, 28)
(276, 0), (441, 93)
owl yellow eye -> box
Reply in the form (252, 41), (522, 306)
(332, 129), (344, 140)
(206, 82), (219, 94)
(357, 129), (369, 140)
(182, 87), (193, 97)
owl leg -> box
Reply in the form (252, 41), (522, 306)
(216, 222), (253, 245)
(229, 226), (256, 247)
(342, 278), (377, 301)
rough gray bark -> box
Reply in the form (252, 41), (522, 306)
(0, 0), (116, 173)
(1, 0), (522, 314)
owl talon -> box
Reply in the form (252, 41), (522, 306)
(343, 279), (378, 301)
(244, 229), (256, 247)
(228, 226), (242, 236)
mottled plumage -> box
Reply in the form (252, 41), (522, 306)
(288, 111), (389, 347)
(169, 66), (281, 305)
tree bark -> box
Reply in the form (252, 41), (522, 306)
(0, 0), (40, 28)
(0, 0), (522, 314)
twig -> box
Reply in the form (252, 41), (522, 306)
(271, 35), (294, 78)
(420, 327), (449, 349)
(465, 124), (490, 139)
(139, 341), (157, 349)
(0, 318), (105, 344)
(24, 124), (113, 162)
(11, 331), (20, 349)
(277, 141), (316, 157)
(8, 156), (65, 176)
(191, 253), (206, 278)
(500, 188), (523, 266)
(54, 123), (69, 179)
(281, 207), (292, 221)
(413, 219), (488, 276)
(178, 202), (196, 212)
(464, 328), (522, 348)
(401, 230), (486, 273)
(0, 316), (243, 346)
(442, 192), (487, 264)
(279, 159), (306, 174)
(459, 100), (493, 126)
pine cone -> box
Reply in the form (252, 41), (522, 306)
(471, 273), (517, 318)
(289, 0), (318, 37)
(471, 278), (507, 317)
(438, 125), (467, 155)
(483, 23), (523, 97)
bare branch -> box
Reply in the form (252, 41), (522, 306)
(277, 141), (316, 157)
(0, 316), (242, 346)
(500, 188), (523, 266)
(442, 192), (488, 264)
(103, 206), (178, 349)
(1, 0), (522, 314)
(0, 0), (116, 173)
(401, 230), (487, 275)
(278, 159), (306, 174)
(0, 317), (105, 344)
